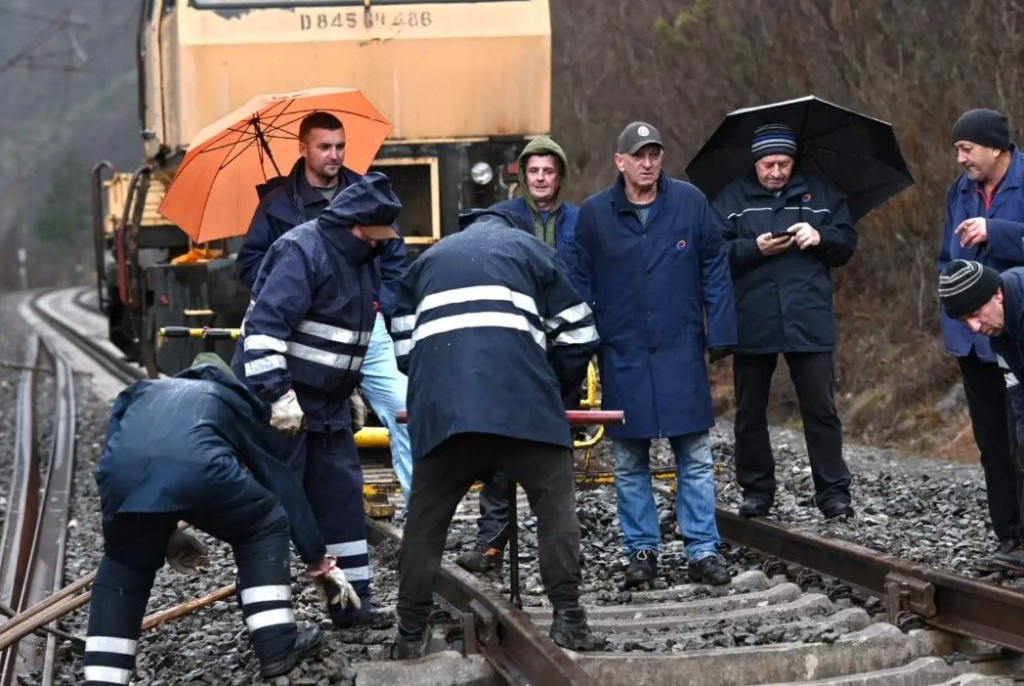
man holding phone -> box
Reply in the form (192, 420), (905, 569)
(710, 123), (859, 521)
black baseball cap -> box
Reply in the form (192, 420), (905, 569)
(616, 121), (664, 155)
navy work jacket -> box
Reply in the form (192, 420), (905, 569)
(391, 214), (599, 460)
(236, 158), (408, 318)
(711, 171), (857, 353)
(232, 178), (395, 430)
(992, 268), (1024, 379)
(572, 172), (736, 439)
(939, 147), (1024, 362)
(95, 364), (325, 564)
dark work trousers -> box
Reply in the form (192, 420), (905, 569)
(733, 352), (852, 508)
(397, 433), (582, 631)
(274, 428), (372, 625)
(474, 471), (511, 551)
(1007, 382), (1024, 544)
(84, 476), (295, 686)
(469, 389), (582, 553)
(959, 352), (1021, 543)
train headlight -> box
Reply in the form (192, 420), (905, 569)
(470, 161), (494, 185)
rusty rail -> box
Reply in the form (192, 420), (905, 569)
(32, 288), (146, 386)
(0, 336), (78, 685)
(717, 509), (1024, 653)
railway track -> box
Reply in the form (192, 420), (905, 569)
(381, 481), (1024, 684)
(0, 334), (79, 686)
(10, 287), (1024, 684)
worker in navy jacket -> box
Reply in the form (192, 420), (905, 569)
(711, 124), (857, 522)
(572, 122), (736, 590)
(231, 173), (400, 630)
(83, 355), (358, 684)
(236, 112), (415, 501)
(939, 260), (1024, 573)
(457, 135), (582, 576)
(388, 209), (604, 659)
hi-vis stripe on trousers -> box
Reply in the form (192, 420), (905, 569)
(272, 427), (374, 622)
(85, 484), (299, 682)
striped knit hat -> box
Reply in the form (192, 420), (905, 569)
(752, 124), (798, 161)
(938, 259), (1001, 319)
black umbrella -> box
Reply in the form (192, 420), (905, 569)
(685, 95), (914, 222)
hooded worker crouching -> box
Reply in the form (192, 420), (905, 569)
(84, 354), (359, 683)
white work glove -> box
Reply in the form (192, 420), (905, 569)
(307, 556), (361, 610)
(165, 529), (208, 575)
(270, 389), (305, 436)
(350, 390), (367, 432)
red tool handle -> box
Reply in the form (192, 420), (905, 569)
(394, 409), (624, 425)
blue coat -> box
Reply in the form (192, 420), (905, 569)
(95, 363), (325, 564)
(391, 214), (599, 460)
(711, 171), (857, 353)
(939, 147), (1024, 362)
(489, 196), (579, 264)
(237, 158), (409, 318)
(232, 175), (399, 430)
(571, 172), (736, 439)
(991, 268), (1024, 379)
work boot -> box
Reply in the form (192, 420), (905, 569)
(622, 548), (657, 590)
(259, 626), (323, 678)
(992, 545), (1024, 574)
(330, 604), (396, 630)
(455, 547), (504, 574)
(548, 607), (606, 651)
(976, 538), (1021, 572)
(687, 554), (731, 586)
(820, 500), (855, 520)
(737, 496), (771, 518)
(391, 623), (432, 660)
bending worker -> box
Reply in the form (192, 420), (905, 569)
(458, 134), (581, 575)
(232, 173), (400, 629)
(390, 208), (603, 658)
(83, 354), (359, 684)
(939, 259), (1024, 573)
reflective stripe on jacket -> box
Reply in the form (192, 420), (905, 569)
(392, 216), (598, 460)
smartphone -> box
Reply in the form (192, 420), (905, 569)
(770, 230), (793, 239)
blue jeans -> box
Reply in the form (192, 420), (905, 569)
(612, 432), (720, 562)
(361, 313), (413, 500)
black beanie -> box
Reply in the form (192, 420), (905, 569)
(938, 260), (1001, 318)
(951, 109), (1010, 150)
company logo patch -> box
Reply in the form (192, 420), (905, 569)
(638, 125), (651, 137)
(802, 193), (813, 202)
(676, 239), (688, 251)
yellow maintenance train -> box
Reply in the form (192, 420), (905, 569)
(92, 0), (552, 377)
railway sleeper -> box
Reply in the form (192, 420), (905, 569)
(571, 624), (1023, 686)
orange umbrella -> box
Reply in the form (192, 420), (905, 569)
(158, 87), (393, 243)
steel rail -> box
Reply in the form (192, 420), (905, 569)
(30, 290), (146, 386)
(0, 336), (44, 683)
(366, 518), (595, 686)
(37, 347), (77, 686)
(717, 509), (1024, 653)
(0, 337), (79, 685)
